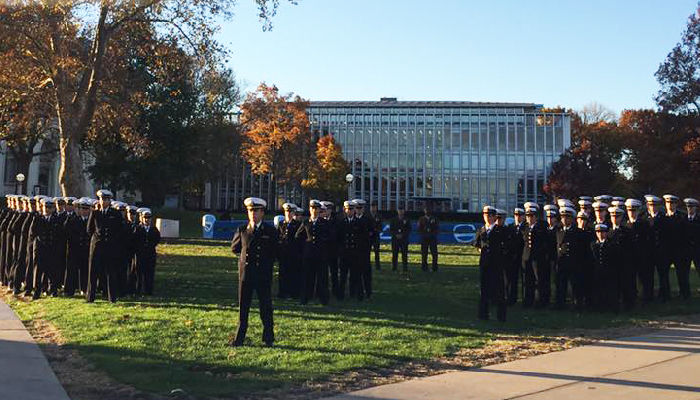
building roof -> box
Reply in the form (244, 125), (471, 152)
(309, 99), (542, 109)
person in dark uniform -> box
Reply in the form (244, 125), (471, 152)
(51, 197), (69, 289)
(389, 205), (411, 272)
(369, 201), (382, 270)
(29, 198), (64, 299)
(64, 198), (91, 296)
(417, 206), (439, 272)
(86, 189), (124, 303)
(608, 206), (634, 310)
(554, 206), (586, 310)
(591, 223), (618, 312)
(684, 198), (700, 285)
(2, 196), (19, 285)
(543, 205), (559, 306)
(277, 202), (300, 299)
(337, 200), (360, 300)
(474, 206), (507, 321)
(645, 195), (666, 301)
(133, 208), (160, 295)
(521, 202), (549, 308)
(230, 197), (278, 347)
(577, 210), (596, 308)
(625, 198), (654, 303)
(661, 194), (691, 300)
(7, 197), (27, 292)
(353, 199), (374, 298)
(321, 201), (340, 298)
(0, 196), (12, 286)
(508, 207), (526, 306)
(295, 199), (331, 305)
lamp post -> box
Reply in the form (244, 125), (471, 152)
(345, 173), (354, 200)
(15, 173), (25, 195)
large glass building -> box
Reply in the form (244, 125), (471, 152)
(211, 98), (571, 212)
(308, 98), (570, 212)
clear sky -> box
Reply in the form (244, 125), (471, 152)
(216, 0), (698, 115)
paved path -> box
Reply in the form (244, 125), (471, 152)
(324, 321), (700, 400)
(0, 297), (70, 400)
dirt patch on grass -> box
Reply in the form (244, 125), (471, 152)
(12, 294), (699, 400)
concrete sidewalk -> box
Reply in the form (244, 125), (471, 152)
(0, 297), (70, 400)
(324, 321), (700, 400)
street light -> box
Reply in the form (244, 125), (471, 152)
(15, 173), (25, 195)
(345, 173), (354, 199)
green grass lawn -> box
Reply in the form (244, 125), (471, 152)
(7, 241), (700, 398)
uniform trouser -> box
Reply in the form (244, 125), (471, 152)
(278, 255), (293, 298)
(555, 259), (571, 307)
(278, 254), (301, 299)
(328, 256), (339, 297)
(690, 251), (700, 281)
(670, 255), (691, 299)
(478, 263), (506, 321)
(23, 243), (34, 294)
(619, 262), (637, 309)
(4, 235), (14, 284)
(657, 252), (671, 301)
(339, 252), (357, 299)
(348, 252), (367, 300)
(234, 278), (274, 345)
(534, 259), (551, 306)
(371, 238), (381, 270)
(11, 256), (26, 293)
(421, 239), (438, 271)
(637, 255), (655, 302)
(87, 245), (119, 303)
(522, 259), (536, 307)
(505, 259), (519, 305)
(33, 247), (60, 298)
(391, 240), (408, 271)
(594, 268), (619, 312)
(136, 257), (156, 295)
(63, 252), (81, 296)
(301, 257), (329, 304)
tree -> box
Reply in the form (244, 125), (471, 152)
(655, 2), (700, 114)
(0, 0), (292, 196)
(544, 113), (628, 199)
(0, 31), (58, 194)
(619, 110), (700, 195)
(580, 102), (617, 125)
(239, 83), (312, 206)
(302, 135), (351, 202)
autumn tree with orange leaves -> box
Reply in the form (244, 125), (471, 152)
(302, 135), (351, 202)
(239, 83), (313, 205)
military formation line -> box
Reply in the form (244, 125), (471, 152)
(475, 194), (700, 322)
(231, 193), (700, 346)
(0, 190), (160, 302)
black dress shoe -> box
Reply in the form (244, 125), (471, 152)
(264, 341), (274, 348)
(229, 340), (244, 347)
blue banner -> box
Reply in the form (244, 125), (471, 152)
(202, 215), (486, 244)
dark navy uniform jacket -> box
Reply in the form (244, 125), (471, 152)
(232, 222), (279, 282)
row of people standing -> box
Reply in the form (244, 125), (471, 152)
(0, 190), (160, 302)
(230, 196), (445, 347)
(475, 194), (700, 321)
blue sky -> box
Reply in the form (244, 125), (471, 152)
(216, 0), (698, 115)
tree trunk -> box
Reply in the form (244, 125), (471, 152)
(58, 133), (87, 196)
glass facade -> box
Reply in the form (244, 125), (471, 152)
(308, 100), (570, 212)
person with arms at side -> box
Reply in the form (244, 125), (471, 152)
(230, 197), (278, 347)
